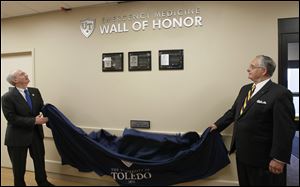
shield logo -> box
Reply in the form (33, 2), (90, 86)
(80, 19), (95, 38)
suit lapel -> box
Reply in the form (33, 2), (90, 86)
(238, 80), (273, 119)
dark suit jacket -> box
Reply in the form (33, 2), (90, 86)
(1, 87), (45, 146)
(215, 80), (296, 168)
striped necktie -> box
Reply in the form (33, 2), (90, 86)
(24, 89), (33, 111)
(240, 84), (256, 115)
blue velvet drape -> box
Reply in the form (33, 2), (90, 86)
(42, 104), (230, 185)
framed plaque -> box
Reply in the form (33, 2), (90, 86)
(102, 53), (123, 72)
(128, 51), (151, 71)
(159, 49), (184, 70)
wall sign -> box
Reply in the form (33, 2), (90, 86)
(80, 8), (203, 37)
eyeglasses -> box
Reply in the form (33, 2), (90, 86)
(248, 64), (265, 70)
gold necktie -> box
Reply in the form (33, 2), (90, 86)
(240, 84), (256, 115)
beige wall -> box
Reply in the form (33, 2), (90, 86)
(1, 1), (299, 132)
(1, 1), (298, 185)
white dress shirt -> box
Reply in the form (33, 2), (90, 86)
(251, 78), (271, 98)
(16, 87), (27, 101)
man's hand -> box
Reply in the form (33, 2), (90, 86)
(269, 159), (285, 174)
(209, 124), (218, 132)
(35, 114), (48, 125)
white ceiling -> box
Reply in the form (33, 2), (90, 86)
(1, 1), (123, 19)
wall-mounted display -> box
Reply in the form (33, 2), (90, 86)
(102, 53), (123, 72)
(159, 49), (184, 70)
(128, 51), (151, 71)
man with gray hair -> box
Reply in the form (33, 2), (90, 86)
(209, 55), (296, 186)
(1, 70), (54, 186)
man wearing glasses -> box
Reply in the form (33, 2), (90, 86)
(210, 55), (296, 186)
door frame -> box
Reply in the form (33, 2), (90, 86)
(1, 49), (35, 169)
(278, 17), (299, 87)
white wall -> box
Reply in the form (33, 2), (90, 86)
(1, 1), (298, 185)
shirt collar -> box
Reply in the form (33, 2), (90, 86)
(16, 87), (27, 93)
(255, 78), (271, 87)
(253, 78), (271, 93)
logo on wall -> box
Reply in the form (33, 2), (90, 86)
(80, 19), (95, 38)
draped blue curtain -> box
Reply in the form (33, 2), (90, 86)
(42, 104), (230, 185)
